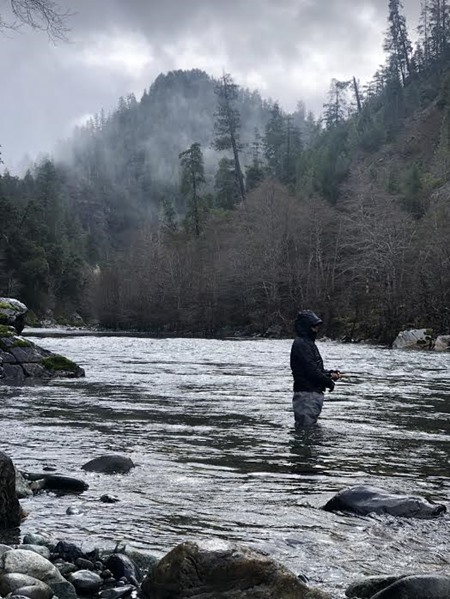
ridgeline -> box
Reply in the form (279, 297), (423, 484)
(1, 1), (450, 342)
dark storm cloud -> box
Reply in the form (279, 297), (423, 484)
(0, 0), (420, 172)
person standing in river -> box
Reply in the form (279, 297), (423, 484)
(290, 310), (341, 427)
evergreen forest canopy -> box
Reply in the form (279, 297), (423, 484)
(1, 0), (450, 342)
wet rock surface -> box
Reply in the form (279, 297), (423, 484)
(0, 298), (28, 334)
(81, 456), (135, 475)
(140, 540), (330, 599)
(0, 327), (84, 383)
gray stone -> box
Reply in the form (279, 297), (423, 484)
(0, 333), (84, 384)
(52, 561), (77, 578)
(0, 574), (53, 599)
(15, 546), (51, 561)
(98, 585), (135, 599)
(81, 455), (135, 474)
(14, 470), (33, 499)
(22, 364), (46, 378)
(9, 346), (46, 364)
(40, 475), (88, 493)
(0, 544), (13, 556)
(141, 540), (330, 599)
(54, 541), (84, 562)
(0, 298), (28, 334)
(48, 580), (77, 599)
(434, 335), (450, 351)
(371, 574), (450, 598)
(66, 505), (84, 515)
(21, 534), (52, 548)
(100, 494), (120, 503)
(392, 328), (433, 349)
(1, 364), (25, 383)
(0, 549), (66, 588)
(0, 349), (17, 363)
(9, 584), (53, 599)
(322, 485), (446, 518)
(67, 570), (102, 595)
(104, 554), (141, 584)
(121, 548), (158, 577)
(0, 453), (22, 529)
(345, 574), (408, 598)
(74, 557), (94, 571)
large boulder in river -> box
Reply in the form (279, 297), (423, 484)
(141, 540), (330, 598)
(0, 327), (84, 383)
(0, 298), (28, 334)
(434, 335), (450, 351)
(392, 328), (434, 349)
(322, 485), (446, 519)
(347, 574), (450, 598)
(0, 452), (22, 529)
(345, 574), (410, 598)
(81, 455), (135, 474)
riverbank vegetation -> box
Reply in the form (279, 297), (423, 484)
(1, 0), (450, 342)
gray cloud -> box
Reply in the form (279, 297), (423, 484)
(0, 0), (421, 172)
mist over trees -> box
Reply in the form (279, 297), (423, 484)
(1, 0), (450, 341)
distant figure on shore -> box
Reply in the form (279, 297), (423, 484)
(290, 310), (340, 427)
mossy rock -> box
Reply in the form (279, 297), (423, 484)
(11, 338), (32, 348)
(0, 325), (15, 338)
(42, 354), (79, 372)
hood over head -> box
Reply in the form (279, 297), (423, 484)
(295, 310), (323, 336)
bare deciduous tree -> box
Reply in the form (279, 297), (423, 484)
(1, 0), (71, 40)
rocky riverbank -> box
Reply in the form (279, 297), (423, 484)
(1, 451), (448, 599)
(0, 326), (85, 383)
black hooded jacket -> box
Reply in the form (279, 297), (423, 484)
(290, 311), (334, 393)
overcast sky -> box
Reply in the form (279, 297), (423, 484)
(0, 0), (421, 173)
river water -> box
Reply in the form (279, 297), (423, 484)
(1, 332), (449, 597)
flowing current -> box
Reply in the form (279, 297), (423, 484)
(1, 332), (449, 597)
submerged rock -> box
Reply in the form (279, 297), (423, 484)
(322, 485), (446, 518)
(81, 456), (135, 474)
(345, 574), (409, 598)
(21, 474), (89, 494)
(369, 574), (450, 598)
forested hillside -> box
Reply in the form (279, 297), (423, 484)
(1, 0), (450, 342)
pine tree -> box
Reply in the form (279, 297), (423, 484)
(245, 128), (265, 191)
(384, 0), (413, 84)
(160, 197), (178, 233)
(179, 143), (206, 236)
(428, 0), (450, 61)
(323, 79), (352, 129)
(214, 158), (240, 209)
(213, 73), (246, 202)
(264, 103), (285, 180)
(284, 115), (302, 185)
(417, 1), (431, 67)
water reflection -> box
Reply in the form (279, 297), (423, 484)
(289, 426), (326, 476)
